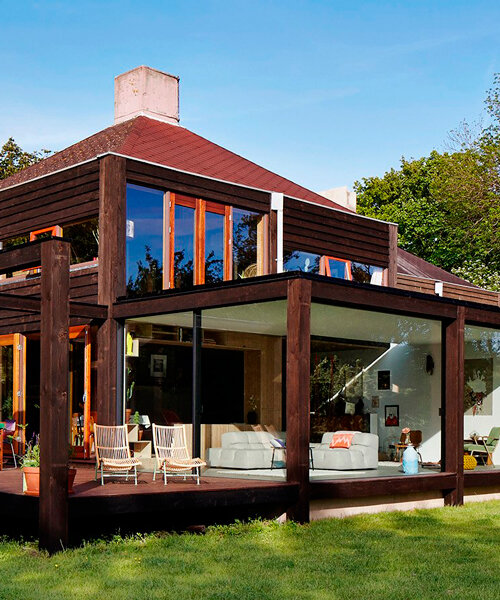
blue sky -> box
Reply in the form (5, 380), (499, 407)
(1, 1), (499, 191)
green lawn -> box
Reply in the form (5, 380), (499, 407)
(0, 501), (499, 600)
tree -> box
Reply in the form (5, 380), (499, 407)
(355, 73), (500, 291)
(0, 137), (51, 181)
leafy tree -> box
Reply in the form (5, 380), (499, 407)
(355, 74), (500, 291)
(0, 137), (51, 180)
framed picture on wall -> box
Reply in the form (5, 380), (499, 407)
(150, 354), (167, 377)
(385, 405), (399, 427)
(378, 370), (391, 390)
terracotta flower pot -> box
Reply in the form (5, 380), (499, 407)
(125, 408), (132, 424)
(23, 467), (78, 496)
(23, 467), (40, 496)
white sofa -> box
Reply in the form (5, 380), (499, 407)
(312, 431), (379, 470)
(206, 431), (284, 469)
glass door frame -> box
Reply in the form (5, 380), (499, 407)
(69, 325), (92, 458)
(0, 333), (26, 452)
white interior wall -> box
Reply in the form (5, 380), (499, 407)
(464, 349), (500, 465)
(361, 342), (442, 462)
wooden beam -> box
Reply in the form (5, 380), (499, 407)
(286, 278), (311, 523)
(311, 279), (458, 320)
(68, 301), (107, 320)
(442, 307), (465, 506)
(311, 472), (458, 500)
(97, 155), (126, 425)
(113, 279), (289, 319)
(0, 293), (39, 312)
(39, 239), (70, 553)
(0, 243), (41, 274)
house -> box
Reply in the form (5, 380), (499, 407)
(0, 66), (499, 551)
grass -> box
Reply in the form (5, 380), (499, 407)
(0, 501), (499, 600)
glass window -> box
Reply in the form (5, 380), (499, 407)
(284, 250), (320, 274)
(205, 211), (225, 284)
(126, 184), (164, 296)
(324, 257), (351, 280)
(0, 345), (14, 421)
(174, 203), (195, 289)
(233, 208), (259, 279)
(464, 326), (500, 470)
(64, 218), (99, 264)
(310, 303), (442, 479)
(351, 262), (384, 285)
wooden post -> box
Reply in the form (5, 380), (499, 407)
(286, 278), (311, 523)
(442, 306), (465, 505)
(97, 155), (126, 424)
(39, 238), (70, 553)
(192, 309), (202, 458)
(268, 210), (278, 274)
(385, 223), (398, 288)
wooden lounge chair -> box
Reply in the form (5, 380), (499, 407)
(152, 424), (206, 485)
(94, 424), (141, 485)
(464, 427), (500, 465)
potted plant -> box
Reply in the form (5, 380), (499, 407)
(132, 410), (143, 440)
(21, 438), (40, 496)
(21, 437), (77, 496)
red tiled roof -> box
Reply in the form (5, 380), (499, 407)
(397, 248), (476, 288)
(0, 116), (348, 211)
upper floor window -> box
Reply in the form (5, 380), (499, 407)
(284, 250), (384, 285)
(126, 183), (267, 296)
(0, 218), (99, 280)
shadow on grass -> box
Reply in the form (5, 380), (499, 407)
(0, 502), (499, 600)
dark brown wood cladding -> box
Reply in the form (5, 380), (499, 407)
(0, 161), (100, 239)
(283, 197), (391, 268)
(0, 266), (98, 333)
(126, 158), (271, 213)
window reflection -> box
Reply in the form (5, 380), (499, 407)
(233, 208), (259, 279)
(174, 204), (195, 289)
(126, 184), (164, 296)
(205, 211), (224, 284)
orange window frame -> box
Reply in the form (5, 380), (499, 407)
(29, 225), (63, 242)
(165, 193), (233, 289)
(320, 255), (353, 281)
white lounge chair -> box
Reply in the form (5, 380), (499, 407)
(94, 424), (141, 485)
(152, 424), (206, 485)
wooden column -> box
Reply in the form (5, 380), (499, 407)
(385, 223), (398, 288)
(286, 278), (311, 523)
(39, 239), (70, 553)
(268, 210), (278, 274)
(442, 306), (465, 505)
(97, 155), (126, 424)
(192, 310), (202, 458)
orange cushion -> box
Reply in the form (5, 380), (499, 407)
(329, 433), (355, 449)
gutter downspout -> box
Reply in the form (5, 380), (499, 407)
(271, 192), (284, 273)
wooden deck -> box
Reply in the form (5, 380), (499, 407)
(0, 467), (298, 542)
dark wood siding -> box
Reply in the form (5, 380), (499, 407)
(126, 158), (271, 213)
(283, 197), (391, 268)
(0, 161), (100, 239)
(0, 264), (98, 334)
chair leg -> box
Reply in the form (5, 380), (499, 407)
(95, 461), (98, 481)
(153, 465), (157, 481)
(10, 443), (17, 469)
(100, 464), (104, 486)
(134, 466), (138, 486)
(196, 467), (200, 485)
(163, 463), (167, 485)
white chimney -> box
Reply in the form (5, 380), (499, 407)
(319, 186), (357, 212)
(114, 66), (179, 125)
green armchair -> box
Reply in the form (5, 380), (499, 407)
(464, 427), (500, 465)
